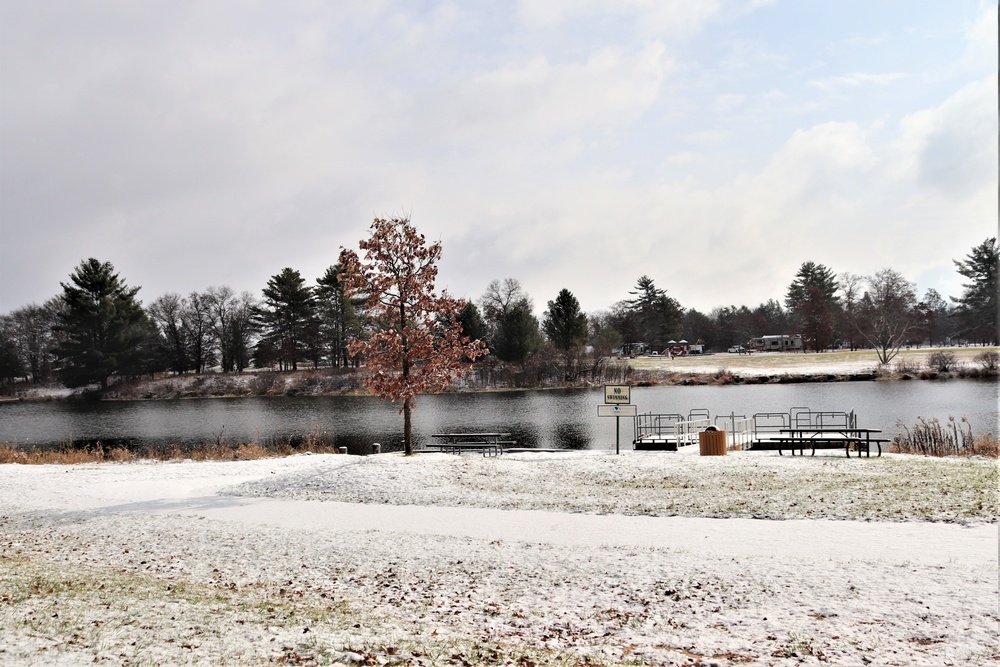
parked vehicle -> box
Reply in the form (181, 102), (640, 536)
(728, 346), (746, 353)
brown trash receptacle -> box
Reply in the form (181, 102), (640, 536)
(699, 428), (728, 456)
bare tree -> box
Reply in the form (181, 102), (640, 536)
(182, 291), (216, 373)
(478, 278), (526, 327)
(853, 268), (917, 365)
(838, 272), (864, 351)
(1, 301), (59, 382)
(148, 293), (190, 374)
(201, 286), (255, 372)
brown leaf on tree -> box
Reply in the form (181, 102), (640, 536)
(339, 217), (488, 454)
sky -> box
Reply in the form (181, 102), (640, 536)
(1, 0), (996, 316)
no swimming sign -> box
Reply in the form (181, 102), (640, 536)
(604, 385), (631, 404)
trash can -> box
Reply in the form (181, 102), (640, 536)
(699, 426), (727, 456)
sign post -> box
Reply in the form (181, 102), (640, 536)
(600, 386), (635, 454)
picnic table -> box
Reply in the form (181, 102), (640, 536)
(775, 428), (887, 457)
(427, 432), (515, 457)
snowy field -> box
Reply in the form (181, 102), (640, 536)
(1, 449), (997, 666)
(630, 346), (998, 377)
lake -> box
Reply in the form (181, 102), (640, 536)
(1, 380), (996, 454)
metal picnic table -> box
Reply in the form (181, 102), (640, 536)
(427, 432), (515, 457)
(775, 428), (887, 457)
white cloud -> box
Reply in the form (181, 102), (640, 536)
(0, 1), (993, 318)
(962, 2), (999, 70)
(808, 72), (910, 90)
(516, 0), (726, 35)
(420, 41), (673, 149)
(895, 75), (998, 198)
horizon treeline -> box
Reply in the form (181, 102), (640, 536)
(1, 237), (996, 390)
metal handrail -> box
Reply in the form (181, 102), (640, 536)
(673, 418), (711, 445)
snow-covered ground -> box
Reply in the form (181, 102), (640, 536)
(633, 346), (998, 378)
(1, 450), (997, 666)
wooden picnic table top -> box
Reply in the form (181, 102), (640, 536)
(431, 432), (512, 439)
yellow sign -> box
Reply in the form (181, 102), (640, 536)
(604, 384), (631, 404)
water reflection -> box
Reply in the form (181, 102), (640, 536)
(1, 379), (995, 455)
(552, 423), (590, 450)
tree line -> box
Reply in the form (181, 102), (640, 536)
(0, 233), (996, 390)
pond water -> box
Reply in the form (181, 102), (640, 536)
(1, 380), (996, 455)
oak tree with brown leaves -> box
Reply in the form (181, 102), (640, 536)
(338, 217), (488, 454)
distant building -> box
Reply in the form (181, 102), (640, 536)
(748, 334), (803, 351)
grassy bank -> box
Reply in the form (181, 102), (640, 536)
(4, 347), (997, 403)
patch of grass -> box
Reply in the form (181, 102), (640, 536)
(0, 552), (610, 666)
(891, 416), (998, 458)
(0, 439), (345, 465)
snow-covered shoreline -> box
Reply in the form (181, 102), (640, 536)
(2, 451), (997, 665)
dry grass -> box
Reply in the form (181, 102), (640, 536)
(0, 441), (345, 465)
(890, 416), (998, 458)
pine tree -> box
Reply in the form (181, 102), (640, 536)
(624, 275), (682, 351)
(492, 298), (543, 364)
(54, 258), (148, 390)
(542, 289), (588, 351)
(258, 268), (318, 370)
(951, 237), (998, 345)
(785, 262), (839, 351)
(316, 264), (362, 368)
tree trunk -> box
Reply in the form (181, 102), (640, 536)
(403, 396), (413, 455)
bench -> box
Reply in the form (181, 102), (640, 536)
(425, 442), (503, 457)
(773, 437), (888, 457)
(776, 428), (887, 458)
(426, 433), (515, 457)
(633, 436), (680, 451)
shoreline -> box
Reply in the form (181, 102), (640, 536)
(3, 346), (997, 403)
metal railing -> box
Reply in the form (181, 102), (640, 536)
(732, 417), (756, 450)
(635, 412), (685, 437)
(673, 418), (711, 446)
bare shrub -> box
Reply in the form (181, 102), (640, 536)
(926, 351), (958, 372)
(975, 350), (999, 373)
(711, 368), (737, 384)
(247, 374), (281, 395)
(893, 356), (922, 375)
(891, 416), (996, 457)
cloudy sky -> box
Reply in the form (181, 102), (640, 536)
(1, 1), (996, 316)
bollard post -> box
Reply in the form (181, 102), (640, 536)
(372, 443), (381, 454)
(338, 446), (348, 455)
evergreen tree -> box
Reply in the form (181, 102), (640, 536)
(542, 289), (588, 351)
(53, 258), (148, 390)
(477, 278), (544, 362)
(258, 268), (318, 370)
(456, 300), (488, 350)
(785, 262), (839, 351)
(951, 237), (998, 345)
(682, 309), (717, 349)
(625, 276), (682, 351)
(316, 264), (362, 368)
(492, 298), (544, 364)
(0, 328), (24, 385)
